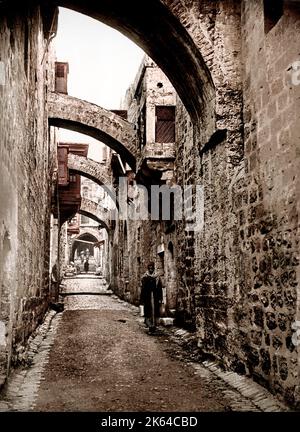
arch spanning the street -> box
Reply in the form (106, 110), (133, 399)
(46, 0), (215, 124)
(74, 228), (103, 242)
(68, 154), (111, 186)
(68, 153), (119, 208)
(70, 231), (102, 263)
(79, 198), (110, 232)
(48, 92), (137, 169)
(67, 153), (119, 208)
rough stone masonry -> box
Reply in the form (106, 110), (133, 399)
(0, 0), (299, 410)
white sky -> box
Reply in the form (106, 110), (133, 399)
(54, 7), (145, 159)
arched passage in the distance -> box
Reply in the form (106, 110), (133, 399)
(70, 231), (100, 262)
(47, 0), (215, 124)
(67, 153), (119, 209)
(79, 198), (110, 233)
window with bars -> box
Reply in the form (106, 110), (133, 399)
(155, 106), (175, 143)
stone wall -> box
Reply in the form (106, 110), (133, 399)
(174, 0), (244, 335)
(174, 101), (197, 329)
(112, 0), (300, 408)
(234, 0), (300, 406)
(0, 4), (57, 379)
(173, 0), (300, 408)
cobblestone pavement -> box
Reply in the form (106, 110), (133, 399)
(0, 277), (290, 412)
(60, 276), (114, 310)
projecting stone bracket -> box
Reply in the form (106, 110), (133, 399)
(136, 142), (176, 185)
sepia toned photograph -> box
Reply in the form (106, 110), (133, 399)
(0, 0), (300, 422)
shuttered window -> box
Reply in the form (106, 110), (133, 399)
(155, 106), (175, 143)
(55, 62), (68, 94)
(55, 63), (65, 78)
(57, 146), (69, 186)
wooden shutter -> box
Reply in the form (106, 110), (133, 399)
(55, 63), (65, 78)
(55, 62), (68, 94)
(57, 146), (69, 186)
(155, 106), (175, 143)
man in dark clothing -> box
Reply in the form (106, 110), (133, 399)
(84, 259), (89, 273)
(140, 262), (163, 334)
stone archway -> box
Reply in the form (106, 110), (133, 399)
(46, 0), (215, 124)
(68, 154), (111, 186)
(78, 198), (110, 232)
(76, 200), (111, 276)
(48, 92), (137, 169)
(67, 153), (119, 208)
(70, 231), (100, 262)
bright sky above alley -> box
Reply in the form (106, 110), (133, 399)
(54, 7), (144, 153)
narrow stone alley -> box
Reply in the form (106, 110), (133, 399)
(1, 0), (300, 415)
(0, 277), (288, 413)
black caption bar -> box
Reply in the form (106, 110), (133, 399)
(0, 411), (297, 431)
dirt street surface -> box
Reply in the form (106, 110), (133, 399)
(35, 280), (228, 412)
(0, 277), (288, 414)
(35, 310), (226, 412)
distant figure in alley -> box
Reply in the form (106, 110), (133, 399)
(140, 262), (163, 334)
(84, 259), (89, 273)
